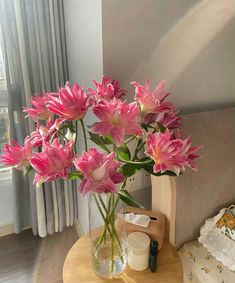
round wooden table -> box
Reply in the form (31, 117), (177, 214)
(63, 233), (183, 283)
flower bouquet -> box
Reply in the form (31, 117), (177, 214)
(0, 76), (201, 278)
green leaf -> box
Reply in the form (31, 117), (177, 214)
(136, 138), (143, 151)
(142, 163), (179, 177)
(118, 190), (145, 208)
(138, 157), (151, 162)
(50, 122), (75, 142)
(125, 135), (136, 144)
(24, 165), (33, 176)
(120, 163), (142, 177)
(141, 123), (148, 131)
(59, 124), (74, 132)
(68, 172), (83, 180)
(157, 122), (166, 133)
(88, 132), (110, 153)
(117, 143), (131, 161)
(102, 135), (113, 145)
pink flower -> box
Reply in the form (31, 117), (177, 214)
(23, 93), (53, 121)
(145, 130), (201, 175)
(28, 117), (64, 147)
(92, 98), (142, 146)
(88, 76), (126, 101)
(0, 137), (32, 170)
(131, 79), (176, 113)
(144, 112), (182, 130)
(131, 79), (181, 130)
(29, 139), (74, 186)
(46, 82), (92, 120)
(73, 148), (124, 195)
(156, 112), (181, 129)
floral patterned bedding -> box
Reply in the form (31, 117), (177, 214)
(178, 240), (235, 283)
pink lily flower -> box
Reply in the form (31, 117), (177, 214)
(131, 79), (176, 113)
(155, 112), (182, 129)
(29, 139), (74, 186)
(145, 130), (201, 175)
(88, 76), (126, 101)
(144, 111), (182, 130)
(28, 117), (65, 147)
(23, 93), (53, 121)
(0, 137), (32, 170)
(73, 148), (124, 195)
(132, 79), (181, 130)
(46, 82), (93, 120)
(92, 98), (142, 147)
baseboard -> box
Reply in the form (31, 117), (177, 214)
(1, 221), (84, 238)
(74, 220), (85, 237)
(0, 223), (14, 237)
(0, 224), (31, 237)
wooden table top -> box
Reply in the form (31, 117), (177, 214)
(63, 232), (183, 283)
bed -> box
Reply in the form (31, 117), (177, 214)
(179, 240), (235, 283)
(151, 107), (235, 283)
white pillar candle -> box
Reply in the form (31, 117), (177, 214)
(127, 232), (150, 271)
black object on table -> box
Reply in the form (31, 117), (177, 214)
(149, 240), (158, 272)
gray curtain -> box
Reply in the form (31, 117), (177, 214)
(0, 0), (79, 236)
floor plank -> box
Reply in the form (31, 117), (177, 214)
(0, 227), (78, 283)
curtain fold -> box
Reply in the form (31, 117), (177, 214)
(0, 0), (78, 236)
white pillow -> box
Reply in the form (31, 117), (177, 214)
(198, 207), (235, 271)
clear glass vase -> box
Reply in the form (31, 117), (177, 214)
(88, 193), (127, 279)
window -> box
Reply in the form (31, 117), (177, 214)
(0, 35), (10, 175)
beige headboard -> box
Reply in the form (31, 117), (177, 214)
(151, 107), (235, 248)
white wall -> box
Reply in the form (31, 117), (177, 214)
(64, 0), (103, 88)
(102, 0), (235, 112)
(64, 0), (103, 233)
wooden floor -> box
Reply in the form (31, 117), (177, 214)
(0, 227), (78, 283)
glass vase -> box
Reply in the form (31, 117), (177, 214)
(88, 192), (127, 279)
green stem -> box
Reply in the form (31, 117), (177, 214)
(97, 195), (111, 244)
(93, 194), (106, 221)
(80, 119), (88, 151)
(132, 129), (156, 160)
(102, 144), (111, 154)
(120, 178), (127, 191)
(137, 141), (145, 152)
(93, 194), (122, 251)
(110, 194), (115, 272)
(106, 178), (127, 222)
(93, 193), (126, 270)
(125, 136), (136, 144)
(74, 121), (78, 153)
(118, 157), (152, 165)
(98, 195), (108, 214)
(50, 129), (59, 142)
(133, 141), (146, 160)
(93, 195), (108, 246)
(59, 132), (69, 142)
